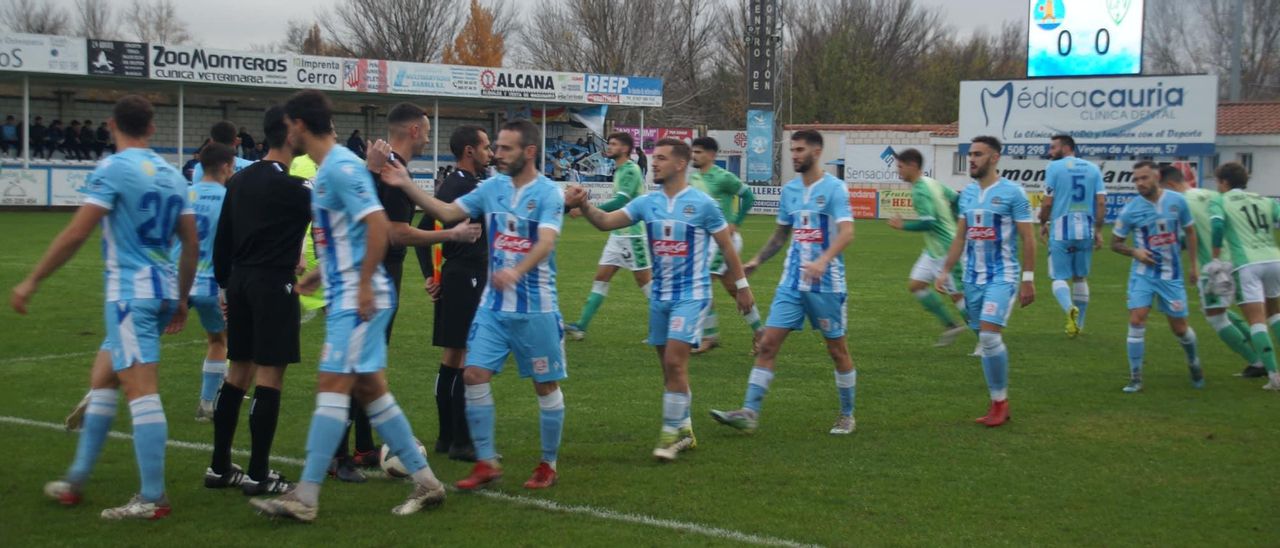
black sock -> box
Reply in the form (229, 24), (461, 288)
(353, 403), (375, 453)
(334, 418), (351, 460)
(450, 368), (471, 446)
(211, 382), (246, 474)
(436, 365), (457, 446)
(247, 386), (281, 481)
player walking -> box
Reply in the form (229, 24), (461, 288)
(1038, 134), (1105, 337)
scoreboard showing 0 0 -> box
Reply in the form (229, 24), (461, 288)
(1026, 0), (1144, 78)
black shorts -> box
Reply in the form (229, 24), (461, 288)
(225, 267), (301, 366)
(433, 261), (486, 349)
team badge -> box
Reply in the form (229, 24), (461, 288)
(526, 199), (537, 211)
(664, 225), (673, 238)
(682, 205), (696, 217)
(815, 195), (826, 207)
(992, 197), (1003, 205)
(507, 219), (517, 233)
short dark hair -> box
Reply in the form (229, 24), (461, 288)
(501, 119), (542, 158)
(1216, 162), (1250, 189)
(654, 137), (691, 161)
(112, 95), (154, 138)
(894, 148), (923, 168)
(387, 102), (426, 127)
(210, 121), (237, 145)
(284, 90), (334, 136)
(1158, 165), (1184, 184)
(607, 131), (634, 153)
(1132, 160), (1159, 171)
(970, 135), (1003, 153)
(263, 105), (289, 149)
(691, 136), (719, 152)
(791, 129), (823, 147)
(198, 142), (236, 173)
(449, 125), (487, 158)
(1051, 134), (1076, 151)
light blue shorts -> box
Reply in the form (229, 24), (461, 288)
(765, 286), (847, 339)
(1049, 239), (1094, 280)
(1128, 274), (1189, 318)
(648, 298), (712, 346)
(101, 299), (178, 371)
(963, 282), (1017, 329)
(318, 308), (393, 374)
(466, 307), (567, 383)
(189, 295), (225, 334)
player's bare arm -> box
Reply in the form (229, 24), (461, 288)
(745, 223), (792, 276)
(379, 160), (468, 224)
(1016, 221), (1037, 307)
(358, 211), (391, 320)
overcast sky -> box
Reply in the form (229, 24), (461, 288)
(45, 0), (1027, 53)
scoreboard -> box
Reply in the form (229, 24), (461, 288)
(1027, 0), (1144, 78)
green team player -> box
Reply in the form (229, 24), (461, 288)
(290, 153), (325, 320)
(887, 148), (970, 347)
(565, 132), (652, 340)
(1159, 165), (1263, 377)
(689, 136), (762, 354)
(1209, 162), (1280, 390)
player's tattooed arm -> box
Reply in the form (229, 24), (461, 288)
(746, 224), (792, 273)
(379, 159), (468, 223)
(1110, 231), (1154, 264)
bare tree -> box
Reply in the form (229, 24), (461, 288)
(1, 0), (70, 34)
(1199, 0), (1280, 99)
(128, 0), (192, 44)
(75, 0), (115, 40)
(320, 0), (463, 62)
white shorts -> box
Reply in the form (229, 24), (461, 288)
(909, 250), (958, 293)
(598, 235), (651, 271)
(710, 231), (743, 277)
(1236, 261), (1280, 304)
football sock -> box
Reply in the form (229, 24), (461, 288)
(640, 280), (652, 299)
(200, 359), (226, 402)
(702, 310), (720, 340)
(1127, 325), (1146, 380)
(367, 393), (428, 476)
(577, 281), (609, 330)
(1270, 314), (1280, 334)
(1072, 281), (1090, 329)
(1052, 280), (1073, 313)
(537, 389), (565, 464)
(129, 394), (167, 502)
(835, 369), (856, 417)
(742, 366), (773, 413)
(1250, 324), (1277, 374)
(1228, 310), (1251, 335)
(743, 304), (763, 332)
(247, 386), (281, 481)
(300, 392), (350, 495)
(67, 388), (116, 483)
(978, 331), (1009, 401)
(914, 288), (956, 327)
(449, 369), (470, 445)
(1178, 328), (1202, 371)
(662, 391), (690, 432)
(210, 382), (246, 474)
(1208, 312), (1258, 364)
(464, 383), (498, 462)
(434, 364), (457, 446)
(680, 389), (693, 429)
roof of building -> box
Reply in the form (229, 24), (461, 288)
(1217, 101), (1280, 136)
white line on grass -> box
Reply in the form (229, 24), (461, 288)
(0, 340), (205, 366)
(0, 415), (818, 548)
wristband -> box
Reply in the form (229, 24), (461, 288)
(735, 278), (750, 290)
(1021, 271), (1035, 282)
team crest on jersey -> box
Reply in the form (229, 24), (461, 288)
(991, 197), (1003, 205)
(683, 205), (696, 218)
(526, 199), (537, 212)
(816, 195), (826, 207)
(507, 219), (517, 233)
(801, 213), (810, 226)
(663, 225), (672, 238)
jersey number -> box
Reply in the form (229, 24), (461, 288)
(1241, 204), (1270, 233)
(1071, 174), (1086, 202)
(136, 191), (186, 247)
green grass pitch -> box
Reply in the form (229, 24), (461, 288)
(1, 211), (1278, 546)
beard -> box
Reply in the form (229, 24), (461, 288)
(500, 154), (526, 176)
(793, 158), (813, 174)
(969, 164), (989, 179)
(1049, 150), (1064, 161)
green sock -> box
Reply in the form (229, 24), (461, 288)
(1250, 326), (1278, 374)
(743, 305), (763, 332)
(1217, 323), (1259, 364)
(915, 290), (956, 327)
(577, 292), (606, 330)
(1228, 310), (1251, 335)
(703, 310), (720, 339)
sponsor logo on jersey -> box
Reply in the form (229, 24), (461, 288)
(653, 239), (689, 256)
(495, 233), (533, 253)
(968, 226), (997, 240)
(794, 228), (823, 243)
(1148, 231), (1176, 247)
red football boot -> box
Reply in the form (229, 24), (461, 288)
(975, 400), (1010, 427)
(522, 462), (558, 489)
(455, 460), (503, 491)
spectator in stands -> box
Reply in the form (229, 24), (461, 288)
(552, 150), (569, 181)
(347, 129), (366, 158)
(64, 120), (83, 160)
(238, 127), (256, 159)
(47, 120), (64, 159)
(29, 116), (47, 159)
(96, 121), (113, 157)
(635, 147), (647, 175)
(253, 142), (265, 159)
(81, 119), (95, 159)
(1, 115), (17, 157)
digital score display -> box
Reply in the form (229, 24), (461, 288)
(1027, 0), (1144, 78)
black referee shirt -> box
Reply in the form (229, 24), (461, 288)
(416, 167), (487, 278)
(374, 151), (414, 264)
(212, 160), (311, 286)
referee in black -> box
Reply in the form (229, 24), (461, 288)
(416, 125), (492, 462)
(206, 106), (311, 496)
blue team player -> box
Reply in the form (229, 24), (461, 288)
(937, 136), (1037, 428)
(1109, 161), (1203, 393)
(1038, 134), (1105, 337)
(249, 91), (445, 522)
(181, 142), (233, 420)
(709, 130), (858, 436)
(565, 137), (755, 461)
(190, 120), (255, 182)
(384, 119), (567, 490)
(12, 95), (199, 519)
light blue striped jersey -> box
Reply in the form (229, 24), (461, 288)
(1113, 190), (1193, 281)
(958, 178), (1034, 284)
(1045, 156), (1105, 240)
(457, 173), (564, 313)
(191, 156), (254, 184)
(82, 148), (193, 302)
(171, 181), (225, 297)
(622, 185), (728, 301)
(776, 174), (853, 293)
(312, 145), (395, 311)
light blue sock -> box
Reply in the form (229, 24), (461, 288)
(978, 331), (1009, 401)
(200, 359), (227, 402)
(1127, 325), (1146, 380)
(662, 391), (689, 431)
(301, 392), (350, 485)
(537, 389), (565, 464)
(1052, 280), (1073, 313)
(680, 389), (692, 427)
(742, 367), (773, 413)
(465, 383), (498, 462)
(1178, 328), (1200, 367)
(128, 394), (167, 502)
(67, 388), (116, 484)
(366, 393), (427, 475)
(835, 370), (856, 417)
(1072, 281), (1090, 329)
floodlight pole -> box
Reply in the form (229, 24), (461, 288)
(177, 84), (185, 166)
(433, 100), (439, 182)
(21, 75), (29, 169)
(1228, 0), (1244, 101)
(639, 109), (645, 154)
(540, 104), (547, 172)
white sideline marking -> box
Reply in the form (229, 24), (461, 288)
(0, 340), (205, 366)
(0, 415), (818, 547)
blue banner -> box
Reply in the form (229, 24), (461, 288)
(746, 109), (774, 184)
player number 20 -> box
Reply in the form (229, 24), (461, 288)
(136, 190), (186, 247)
